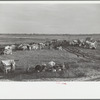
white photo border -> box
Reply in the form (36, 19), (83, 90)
(0, 1), (100, 99)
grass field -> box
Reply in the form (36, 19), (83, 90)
(0, 34), (100, 81)
(0, 34), (100, 45)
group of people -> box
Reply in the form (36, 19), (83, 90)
(26, 61), (66, 73)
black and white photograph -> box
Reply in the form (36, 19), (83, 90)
(0, 1), (100, 82)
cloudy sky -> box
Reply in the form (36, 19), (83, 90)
(0, 3), (100, 34)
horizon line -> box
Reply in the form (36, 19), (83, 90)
(0, 33), (100, 35)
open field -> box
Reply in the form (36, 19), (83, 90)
(0, 34), (100, 81)
(0, 34), (100, 45)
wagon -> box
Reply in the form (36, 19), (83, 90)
(0, 60), (16, 74)
(0, 64), (12, 74)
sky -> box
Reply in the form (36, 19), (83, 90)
(0, 3), (100, 34)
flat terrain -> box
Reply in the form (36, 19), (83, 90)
(0, 34), (100, 81)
